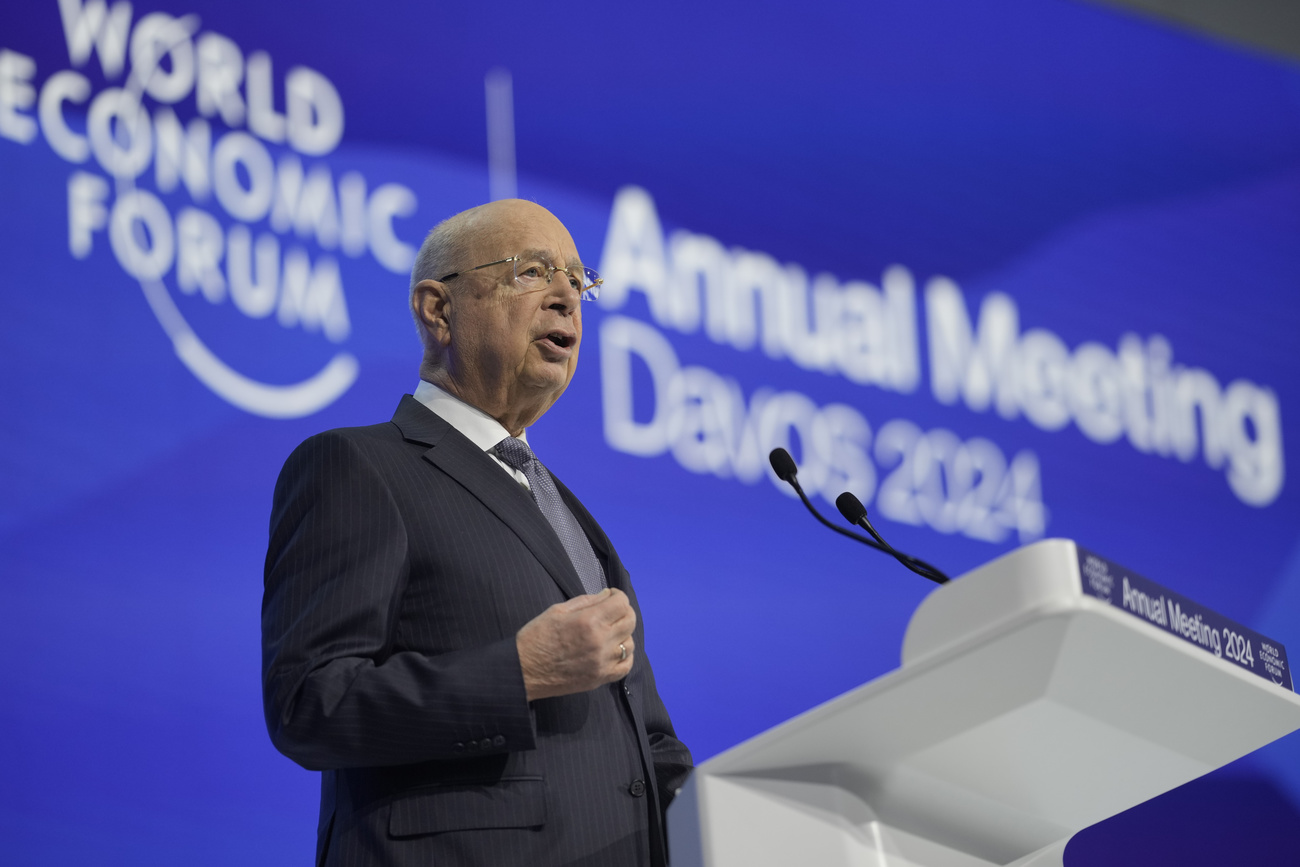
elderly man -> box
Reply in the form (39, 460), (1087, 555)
(262, 199), (692, 867)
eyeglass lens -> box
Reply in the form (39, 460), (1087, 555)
(513, 259), (601, 300)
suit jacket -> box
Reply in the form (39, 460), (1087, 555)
(262, 396), (693, 867)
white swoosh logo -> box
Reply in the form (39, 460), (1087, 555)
(140, 277), (357, 418)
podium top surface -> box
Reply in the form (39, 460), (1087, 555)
(903, 538), (1292, 689)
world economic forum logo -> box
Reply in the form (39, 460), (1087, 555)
(1080, 554), (1114, 602)
(0, 1), (420, 417)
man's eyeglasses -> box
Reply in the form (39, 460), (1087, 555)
(439, 255), (602, 301)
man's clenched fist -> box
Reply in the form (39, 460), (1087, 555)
(516, 588), (637, 701)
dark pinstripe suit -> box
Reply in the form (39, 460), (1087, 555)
(262, 396), (692, 866)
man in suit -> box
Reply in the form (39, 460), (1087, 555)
(262, 199), (693, 866)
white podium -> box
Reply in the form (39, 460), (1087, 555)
(667, 539), (1300, 867)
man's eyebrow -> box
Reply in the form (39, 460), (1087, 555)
(519, 249), (585, 271)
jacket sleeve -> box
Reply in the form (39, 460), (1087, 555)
(641, 657), (694, 808)
(261, 431), (537, 770)
(613, 569), (693, 809)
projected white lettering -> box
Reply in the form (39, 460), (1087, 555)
(0, 49), (42, 144)
(600, 314), (1046, 544)
(600, 185), (1284, 510)
(599, 186), (920, 394)
(1, 1), (424, 417)
(926, 281), (1284, 507)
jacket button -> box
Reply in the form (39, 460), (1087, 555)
(453, 742), (465, 754)
(467, 739), (480, 752)
(629, 779), (646, 798)
(481, 738), (495, 750)
(493, 735), (506, 747)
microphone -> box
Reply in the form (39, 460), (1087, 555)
(769, 447), (799, 485)
(768, 448), (949, 585)
(769, 448), (893, 552)
(835, 492), (949, 585)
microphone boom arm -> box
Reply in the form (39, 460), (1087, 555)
(769, 447), (950, 585)
(835, 491), (950, 585)
(787, 474), (893, 553)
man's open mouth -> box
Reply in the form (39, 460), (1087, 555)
(541, 331), (574, 350)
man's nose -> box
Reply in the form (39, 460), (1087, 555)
(547, 268), (581, 312)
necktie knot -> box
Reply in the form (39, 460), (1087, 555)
(492, 434), (607, 595)
(494, 436), (534, 472)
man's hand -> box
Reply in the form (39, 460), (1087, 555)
(516, 588), (636, 701)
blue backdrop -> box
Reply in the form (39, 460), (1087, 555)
(2, 0), (1299, 862)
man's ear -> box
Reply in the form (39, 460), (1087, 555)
(413, 279), (453, 348)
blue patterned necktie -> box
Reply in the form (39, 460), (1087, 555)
(494, 437), (607, 595)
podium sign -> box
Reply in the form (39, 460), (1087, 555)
(1075, 546), (1292, 691)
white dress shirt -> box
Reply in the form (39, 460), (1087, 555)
(412, 380), (532, 490)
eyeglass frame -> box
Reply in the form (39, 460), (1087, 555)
(438, 254), (603, 301)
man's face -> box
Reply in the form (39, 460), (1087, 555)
(442, 203), (584, 420)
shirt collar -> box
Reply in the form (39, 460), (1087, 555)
(412, 380), (527, 453)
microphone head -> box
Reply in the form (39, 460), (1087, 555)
(768, 448), (798, 483)
(835, 491), (868, 524)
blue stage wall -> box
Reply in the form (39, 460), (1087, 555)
(2, 0), (1299, 862)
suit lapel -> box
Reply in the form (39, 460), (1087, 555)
(390, 396), (586, 600)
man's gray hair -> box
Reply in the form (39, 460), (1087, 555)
(408, 214), (474, 350)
